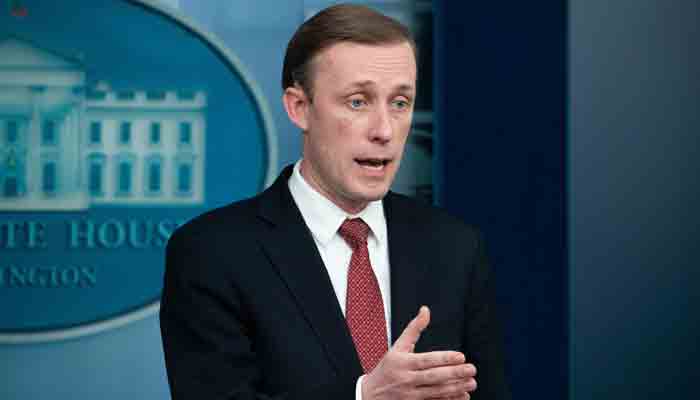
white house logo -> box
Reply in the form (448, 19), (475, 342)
(0, 38), (205, 210)
(0, 0), (276, 343)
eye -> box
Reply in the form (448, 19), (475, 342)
(348, 98), (367, 110)
(392, 98), (411, 110)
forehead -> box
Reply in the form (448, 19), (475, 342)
(312, 41), (417, 91)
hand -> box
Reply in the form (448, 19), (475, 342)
(361, 306), (478, 400)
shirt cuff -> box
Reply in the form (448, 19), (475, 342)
(355, 374), (366, 400)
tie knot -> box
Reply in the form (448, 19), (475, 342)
(338, 218), (370, 250)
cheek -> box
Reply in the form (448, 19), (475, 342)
(335, 113), (356, 137)
(332, 115), (366, 158)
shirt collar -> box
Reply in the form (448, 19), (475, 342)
(288, 160), (387, 247)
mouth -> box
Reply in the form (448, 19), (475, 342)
(354, 157), (392, 171)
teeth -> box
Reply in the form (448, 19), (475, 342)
(357, 159), (387, 166)
(357, 159), (385, 169)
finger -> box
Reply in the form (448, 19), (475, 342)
(449, 377), (477, 393)
(426, 394), (470, 400)
(393, 305), (430, 352)
(413, 364), (476, 386)
(444, 377), (476, 391)
(406, 350), (466, 370)
(416, 378), (475, 399)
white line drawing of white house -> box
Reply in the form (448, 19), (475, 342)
(0, 37), (205, 211)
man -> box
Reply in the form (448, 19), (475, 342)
(160, 4), (510, 400)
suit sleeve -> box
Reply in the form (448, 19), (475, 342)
(464, 230), (512, 400)
(159, 229), (358, 400)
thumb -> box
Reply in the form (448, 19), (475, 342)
(393, 305), (430, 352)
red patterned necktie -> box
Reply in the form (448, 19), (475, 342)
(339, 218), (388, 373)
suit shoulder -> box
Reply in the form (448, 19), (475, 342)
(386, 191), (480, 238)
(168, 193), (262, 246)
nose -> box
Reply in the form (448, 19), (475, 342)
(368, 105), (393, 144)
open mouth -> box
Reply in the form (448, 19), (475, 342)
(355, 158), (391, 170)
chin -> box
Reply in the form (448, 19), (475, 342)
(356, 186), (390, 202)
(343, 177), (393, 205)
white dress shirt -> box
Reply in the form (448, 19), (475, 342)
(288, 160), (391, 399)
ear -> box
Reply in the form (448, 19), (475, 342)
(282, 85), (311, 131)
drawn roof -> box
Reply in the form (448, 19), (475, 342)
(0, 36), (83, 69)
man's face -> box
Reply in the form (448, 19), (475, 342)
(290, 41), (416, 214)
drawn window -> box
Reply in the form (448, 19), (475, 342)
(177, 163), (192, 194)
(89, 122), (101, 144)
(42, 120), (57, 145)
(4, 177), (18, 197)
(146, 91), (166, 101)
(89, 163), (103, 195)
(119, 122), (131, 145)
(149, 162), (161, 192)
(86, 90), (107, 101)
(117, 160), (132, 195)
(179, 122), (192, 145)
(88, 155), (105, 196)
(6, 121), (18, 144)
(144, 156), (163, 195)
(116, 91), (135, 100)
(42, 161), (57, 194)
(150, 123), (161, 145)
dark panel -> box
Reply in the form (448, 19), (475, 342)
(434, 1), (568, 399)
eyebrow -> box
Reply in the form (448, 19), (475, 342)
(343, 80), (415, 94)
(395, 84), (416, 95)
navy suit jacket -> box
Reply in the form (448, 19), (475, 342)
(160, 165), (510, 399)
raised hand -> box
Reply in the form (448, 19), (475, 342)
(362, 306), (478, 400)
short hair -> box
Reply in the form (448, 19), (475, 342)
(281, 3), (416, 97)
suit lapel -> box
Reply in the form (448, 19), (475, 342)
(257, 166), (363, 377)
(385, 192), (430, 345)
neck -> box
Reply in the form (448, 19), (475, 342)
(299, 159), (368, 215)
